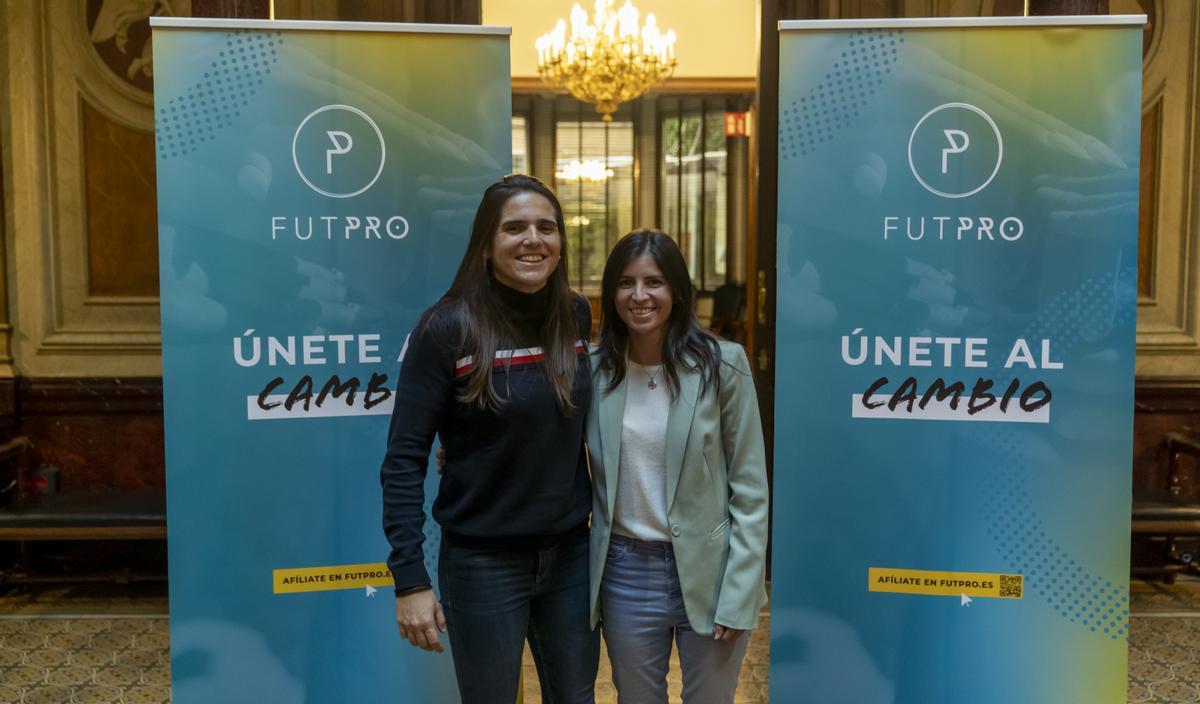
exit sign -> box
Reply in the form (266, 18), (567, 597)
(724, 111), (750, 137)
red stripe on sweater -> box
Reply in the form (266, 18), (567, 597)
(454, 341), (587, 377)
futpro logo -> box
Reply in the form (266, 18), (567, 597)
(292, 105), (386, 199)
(907, 103), (1002, 199)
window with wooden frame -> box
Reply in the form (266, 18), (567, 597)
(659, 96), (750, 292)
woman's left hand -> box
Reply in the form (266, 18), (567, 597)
(712, 624), (745, 642)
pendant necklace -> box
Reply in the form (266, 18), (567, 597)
(646, 365), (662, 390)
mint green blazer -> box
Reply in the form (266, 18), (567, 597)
(586, 340), (769, 635)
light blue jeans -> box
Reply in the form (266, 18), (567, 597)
(599, 534), (749, 704)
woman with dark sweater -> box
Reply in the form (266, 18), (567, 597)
(380, 175), (598, 703)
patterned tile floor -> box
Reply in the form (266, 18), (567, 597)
(1127, 616), (1200, 703)
(0, 617), (170, 704)
(0, 579), (1194, 703)
(521, 619), (770, 704)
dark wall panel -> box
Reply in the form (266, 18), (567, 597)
(82, 101), (159, 298)
(16, 379), (164, 492)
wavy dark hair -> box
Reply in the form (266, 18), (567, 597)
(424, 174), (579, 413)
(598, 229), (721, 398)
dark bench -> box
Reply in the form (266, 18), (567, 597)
(1132, 432), (1200, 581)
(0, 489), (166, 541)
(0, 436), (166, 582)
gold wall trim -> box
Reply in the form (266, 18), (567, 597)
(1138, 89), (1163, 301)
(1135, 0), (1200, 382)
(1142, 0), (1163, 68)
(2, 2), (161, 378)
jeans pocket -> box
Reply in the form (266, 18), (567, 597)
(606, 539), (631, 563)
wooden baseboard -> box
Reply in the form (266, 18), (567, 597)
(0, 526), (166, 540)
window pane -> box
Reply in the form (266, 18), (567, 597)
(662, 112), (704, 283)
(704, 110), (728, 290)
(554, 120), (634, 295)
(661, 115), (680, 253)
(660, 103), (740, 292)
(681, 114), (702, 281)
(512, 116), (528, 175)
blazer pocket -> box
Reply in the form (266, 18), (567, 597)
(710, 517), (731, 539)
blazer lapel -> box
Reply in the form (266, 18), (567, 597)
(598, 367), (628, 518)
(665, 368), (701, 512)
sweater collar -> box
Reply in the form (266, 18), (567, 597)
(491, 278), (551, 323)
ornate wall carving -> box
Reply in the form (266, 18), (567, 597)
(85, 0), (167, 100)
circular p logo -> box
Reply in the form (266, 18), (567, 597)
(292, 105), (386, 199)
(907, 103), (1002, 199)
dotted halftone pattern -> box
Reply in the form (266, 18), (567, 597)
(982, 445), (1130, 640)
(1022, 273), (1127, 347)
(779, 30), (903, 161)
(155, 30), (284, 160)
(979, 268), (1136, 640)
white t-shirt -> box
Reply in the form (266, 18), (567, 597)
(611, 361), (671, 542)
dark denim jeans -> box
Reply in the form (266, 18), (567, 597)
(438, 530), (599, 704)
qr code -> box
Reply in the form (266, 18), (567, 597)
(1000, 574), (1023, 598)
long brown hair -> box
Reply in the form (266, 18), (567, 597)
(427, 175), (580, 412)
(597, 229), (721, 398)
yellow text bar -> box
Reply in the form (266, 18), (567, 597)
(273, 562), (395, 594)
(868, 567), (1023, 599)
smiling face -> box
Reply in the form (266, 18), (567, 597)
(488, 191), (562, 294)
(615, 254), (673, 344)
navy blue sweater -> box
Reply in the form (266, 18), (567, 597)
(380, 282), (592, 592)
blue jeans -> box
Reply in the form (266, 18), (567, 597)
(438, 530), (599, 704)
(600, 535), (749, 704)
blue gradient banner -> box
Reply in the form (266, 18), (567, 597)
(771, 19), (1142, 704)
(152, 20), (510, 703)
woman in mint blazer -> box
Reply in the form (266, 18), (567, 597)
(587, 230), (769, 703)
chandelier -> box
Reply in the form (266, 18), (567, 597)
(555, 159), (615, 182)
(536, 0), (677, 122)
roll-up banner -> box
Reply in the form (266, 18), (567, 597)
(772, 16), (1144, 704)
(151, 18), (510, 702)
